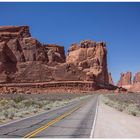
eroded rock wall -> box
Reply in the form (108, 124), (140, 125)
(0, 26), (110, 89)
(66, 40), (109, 84)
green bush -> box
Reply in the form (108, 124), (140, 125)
(126, 104), (140, 117)
(13, 95), (25, 103)
(3, 111), (8, 118)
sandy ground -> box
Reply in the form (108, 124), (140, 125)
(94, 97), (140, 138)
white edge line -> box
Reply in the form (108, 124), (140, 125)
(90, 95), (99, 138)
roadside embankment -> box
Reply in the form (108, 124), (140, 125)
(94, 94), (140, 138)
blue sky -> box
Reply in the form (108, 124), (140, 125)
(0, 2), (140, 83)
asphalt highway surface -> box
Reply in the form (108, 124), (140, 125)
(0, 94), (98, 138)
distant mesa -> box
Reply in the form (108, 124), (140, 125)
(117, 71), (140, 92)
(133, 72), (140, 84)
(117, 72), (132, 87)
(0, 25), (118, 91)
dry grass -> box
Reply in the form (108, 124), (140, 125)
(101, 93), (140, 117)
(0, 94), (90, 124)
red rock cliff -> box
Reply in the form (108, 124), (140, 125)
(66, 40), (109, 84)
(0, 26), (110, 87)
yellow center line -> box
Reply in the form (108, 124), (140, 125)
(24, 101), (86, 138)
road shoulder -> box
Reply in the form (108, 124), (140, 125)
(94, 95), (140, 138)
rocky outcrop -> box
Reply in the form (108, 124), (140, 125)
(43, 44), (65, 64)
(0, 26), (66, 83)
(0, 42), (17, 83)
(133, 72), (140, 83)
(117, 72), (132, 87)
(0, 26), (31, 42)
(129, 83), (140, 93)
(0, 25), (113, 90)
(66, 40), (109, 84)
(108, 72), (114, 85)
(127, 72), (140, 93)
(117, 71), (140, 92)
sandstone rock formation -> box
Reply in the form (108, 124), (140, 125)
(66, 40), (109, 84)
(129, 83), (140, 93)
(108, 72), (114, 85)
(0, 25), (113, 90)
(133, 72), (140, 83)
(127, 72), (140, 93)
(117, 72), (132, 87)
(117, 71), (140, 92)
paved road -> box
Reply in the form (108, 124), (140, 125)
(0, 95), (98, 138)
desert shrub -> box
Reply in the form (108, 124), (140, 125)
(16, 112), (24, 118)
(0, 99), (9, 106)
(22, 99), (44, 108)
(43, 104), (52, 110)
(101, 95), (140, 117)
(13, 95), (25, 103)
(8, 111), (15, 119)
(3, 111), (8, 118)
(126, 104), (140, 117)
(0, 95), (85, 124)
(22, 100), (36, 107)
(0, 111), (7, 120)
(7, 100), (17, 108)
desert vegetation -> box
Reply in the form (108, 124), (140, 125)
(101, 93), (140, 117)
(0, 93), (89, 124)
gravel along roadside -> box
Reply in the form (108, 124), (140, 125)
(94, 95), (140, 138)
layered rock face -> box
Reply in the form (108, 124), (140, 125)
(0, 26), (110, 89)
(128, 72), (140, 92)
(0, 26), (65, 83)
(0, 26), (31, 41)
(66, 40), (109, 84)
(117, 72), (132, 87)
